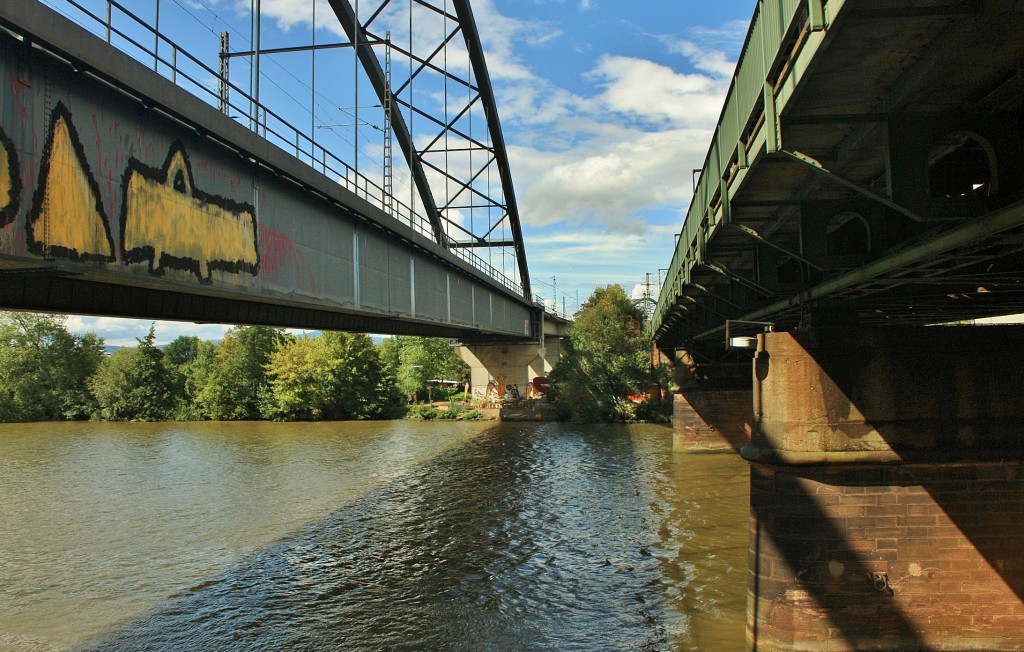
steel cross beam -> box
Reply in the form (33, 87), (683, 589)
(327, 0), (448, 246)
(692, 198), (1024, 341)
(324, 0), (531, 300)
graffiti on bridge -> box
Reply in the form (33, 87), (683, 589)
(27, 103), (115, 261)
(0, 124), (20, 232)
(17, 102), (258, 282)
(121, 144), (259, 282)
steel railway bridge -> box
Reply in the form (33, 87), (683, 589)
(0, 0), (537, 342)
(652, 2), (1024, 649)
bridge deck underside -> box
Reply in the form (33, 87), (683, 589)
(655, 0), (1024, 351)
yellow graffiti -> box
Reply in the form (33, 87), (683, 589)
(122, 146), (258, 281)
(30, 111), (113, 260)
(0, 125), (18, 239)
(0, 141), (12, 212)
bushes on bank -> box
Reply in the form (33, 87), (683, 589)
(405, 403), (484, 421)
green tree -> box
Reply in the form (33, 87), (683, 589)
(375, 337), (405, 415)
(263, 331), (387, 420)
(91, 324), (176, 421)
(196, 325), (290, 420)
(549, 285), (658, 421)
(163, 335), (201, 369)
(0, 312), (104, 422)
(386, 336), (469, 402)
(378, 335), (400, 377)
(163, 335), (199, 399)
(162, 335), (213, 420)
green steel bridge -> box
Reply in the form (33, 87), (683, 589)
(652, 0), (1024, 361)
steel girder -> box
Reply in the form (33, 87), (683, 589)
(325, 0), (531, 301)
(652, 0), (1024, 352)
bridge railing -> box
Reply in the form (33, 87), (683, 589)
(41, 0), (523, 298)
(652, 0), (810, 337)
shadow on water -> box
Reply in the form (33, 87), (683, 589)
(80, 423), (683, 651)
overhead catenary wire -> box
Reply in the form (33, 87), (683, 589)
(170, 0), (397, 184)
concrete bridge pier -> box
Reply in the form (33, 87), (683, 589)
(456, 313), (567, 400)
(456, 341), (554, 400)
(742, 326), (1024, 650)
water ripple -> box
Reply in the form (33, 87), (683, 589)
(1, 420), (749, 651)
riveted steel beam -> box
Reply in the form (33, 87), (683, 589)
(727, 223), (825, 271)
(450, 240), (516, 248)
(695, 198), (1024, 341)
(689, 283), (750, 312)
(770, 150), (959, 223)
(704, 263), (774, 297)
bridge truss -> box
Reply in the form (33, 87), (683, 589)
(42, 0), (530, 300)
(327, 0), (530, 300)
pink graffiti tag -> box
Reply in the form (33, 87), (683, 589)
(259, 229), (317, 295)
(6, 72), (29, 120)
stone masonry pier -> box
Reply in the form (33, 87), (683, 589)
(672, 325), (1024, 650)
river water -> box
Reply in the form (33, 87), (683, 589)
(0, 420), (749, 651)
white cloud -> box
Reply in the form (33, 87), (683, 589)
(463, 0), (563, 81)
(66, 317), (231, 347)
(524, 223), (678, 305)
(660, 34), (741, 78)
(629, 280), (662, 313)
(531, 222), (678, 250)
(219, 0), (340, 35)
(495, 82), (582, 131)
(586, 54), (730, 127)
(510, 126), (710, 232)
(473, 18), (740, 236)
(687, 19), (752, 51)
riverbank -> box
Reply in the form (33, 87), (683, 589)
(422, 398), (560, 421)
(499, 398), (561, 421)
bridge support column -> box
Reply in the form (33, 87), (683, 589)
(456, 339), (561, 399)
(672, 390), (753, 452)
(742, 327), (1024, 650)
(671, 354), (753, 452)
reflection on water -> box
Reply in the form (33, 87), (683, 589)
(0, 420), (748, 651)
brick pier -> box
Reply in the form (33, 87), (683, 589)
(672, 390), (753, 452)
(741, 327), (1024, 650)
(749, 461), (1024, 650)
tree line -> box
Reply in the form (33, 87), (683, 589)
(0, 312), (470, 423)
(0, 284), (671, 424)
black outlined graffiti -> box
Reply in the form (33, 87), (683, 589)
(27, 102), (115, 262)
(0, 123), (20, 233)
(120, 142), (259, 283)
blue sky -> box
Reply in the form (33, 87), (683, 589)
(50, 0), (755, 345)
